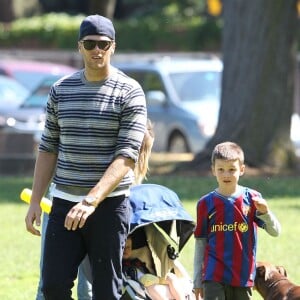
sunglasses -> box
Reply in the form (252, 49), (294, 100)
(80, 40), (112, 51)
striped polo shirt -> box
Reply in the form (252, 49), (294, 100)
(39, 67), (147, 192)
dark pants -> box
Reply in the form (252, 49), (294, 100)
(42, 195), (130, 300)
(203, 281), (252, 300)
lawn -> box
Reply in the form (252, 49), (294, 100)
(0, 174), (299, 300)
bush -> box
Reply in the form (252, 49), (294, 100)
(0, 13), (222, 51)
(0, 13), (83, 48)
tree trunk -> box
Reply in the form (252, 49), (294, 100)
(0, 0), (15, 23)
(88, 0), (117, 19)
(181, 0), (298, 173)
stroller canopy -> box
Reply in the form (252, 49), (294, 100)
(129, 184), (195, 252)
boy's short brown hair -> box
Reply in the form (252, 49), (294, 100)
(211, 141), (245, 165)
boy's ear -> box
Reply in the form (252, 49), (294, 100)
(211, 165), (216, 176)
(240, 164), (245, 175)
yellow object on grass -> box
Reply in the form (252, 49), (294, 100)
(20, 188), (52, 214)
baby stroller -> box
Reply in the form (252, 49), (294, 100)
(122, 183), (196, 300)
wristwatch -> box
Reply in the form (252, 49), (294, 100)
(83, 196), (98, 208)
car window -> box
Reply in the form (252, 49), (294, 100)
(123, 70), (165, 93)
(22, 84), (52, 108)
(0, 76), (29, 108)
(143, 72), (164, 93)
(124, 71), (144, 85)
(170, 71), (221, 102)
(21, 77), (60, 108)
(13, 71), (51, 91)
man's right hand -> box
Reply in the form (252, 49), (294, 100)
(25, 202), (42, 236)
(64, 200), (96, 231)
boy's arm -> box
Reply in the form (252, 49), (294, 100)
(193, 238), (206, 288)
(257, 211), (281, 236)
(252, 195), (281, 237)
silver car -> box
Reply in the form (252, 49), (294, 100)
(115, 56), (222, 153)
(0, 75), (29, 111)
(0, 76), (60, 138)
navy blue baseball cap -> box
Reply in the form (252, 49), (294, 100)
(78, 15), (115, 41)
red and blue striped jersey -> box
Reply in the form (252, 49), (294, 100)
(194, 186), (265, 287)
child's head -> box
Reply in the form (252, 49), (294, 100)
(211, 142), (245, 190)
(123, 236), (133, 259)
(211, 141), (245, 166)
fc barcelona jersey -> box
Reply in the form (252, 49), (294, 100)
(194, 186), (265, 287)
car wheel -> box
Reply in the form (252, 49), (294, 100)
(168, 133), (189, 153)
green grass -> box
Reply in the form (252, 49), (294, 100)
(1, 174), (299, 300)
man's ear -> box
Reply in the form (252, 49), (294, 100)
(110, 42), (116, 54)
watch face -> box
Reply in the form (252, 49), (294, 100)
(85, 196), (96, 203)
(84, 196), (98, 208)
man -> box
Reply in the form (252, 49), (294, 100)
(25, 14), (147, 300)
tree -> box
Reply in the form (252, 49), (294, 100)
(181, 0), (299, 173)
(88, 0), (117, 19)
(0, 0), (15, 23)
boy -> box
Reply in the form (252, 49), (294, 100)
(193, 141), (281, 300)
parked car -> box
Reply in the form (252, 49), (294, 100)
(116, 56), (300, 155)
(0, 75), (29, 111)
(2, 54), (299, 156)
(0, 75), (62, 135)
(0, 59), (76, 92)
(115, 55), (222, 153)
